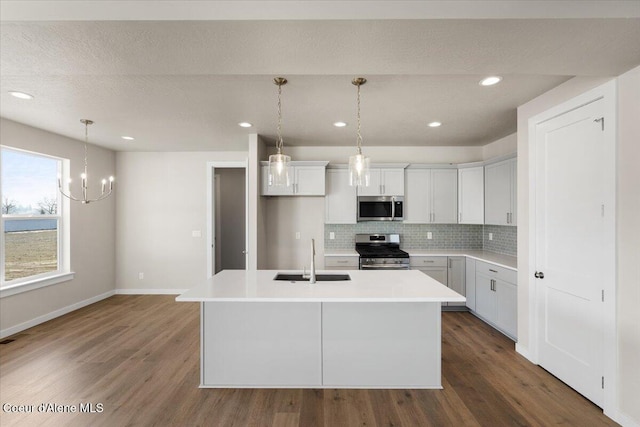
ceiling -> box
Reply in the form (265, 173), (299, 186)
(1, 1), (639, 152)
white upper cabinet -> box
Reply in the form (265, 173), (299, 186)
(356, 168), (405, 196)
(484, 158), (517, 226)
(405, 168), (457, 223)
(458, 166), (484, 224)
(261, 162), (328, 196)
(325, 169), (357, 224)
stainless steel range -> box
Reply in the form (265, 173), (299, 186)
(355, 234), (410, 270)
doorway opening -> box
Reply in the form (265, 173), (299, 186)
(207, 162), (248, 277)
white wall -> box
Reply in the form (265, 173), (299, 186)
(482, 133), (517, 160)
(264, 197), (326, 270)
(115, 150), (247, 291)
(616, 66), (640, 425)
(0, 118), (116, 335)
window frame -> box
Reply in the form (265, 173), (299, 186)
(0, 146), (73, 298)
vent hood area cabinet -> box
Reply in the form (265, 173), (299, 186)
(325, 168), (357, 224)
(404, 168), (458, 224)
(484, 157), (517, 226)
(355, 167), (407, 197)
(260, 161), (329, 196)
(458, 166), (484, 224)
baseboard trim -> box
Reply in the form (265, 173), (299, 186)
(0, 290), (115, 339)
(115, 289), (187, 295)
(515, 343), (535, 363)
(613, 410), (640, 427)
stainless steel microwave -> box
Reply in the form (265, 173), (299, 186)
(357, 196), (404, 221)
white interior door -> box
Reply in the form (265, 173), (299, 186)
(535, 98), (605, 407)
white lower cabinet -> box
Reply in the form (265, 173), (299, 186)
(447, 257), (466, 307)
(465, 258), (476, 311)
(410, 256), (465, 309)
(324, 255), (359, 270)
(473, 261), (517, 340)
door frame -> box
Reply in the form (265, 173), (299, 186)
(206, 160), (249, 277)
(527, 80), (617, 416)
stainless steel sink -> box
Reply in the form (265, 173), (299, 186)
(274, 273), (351, 282)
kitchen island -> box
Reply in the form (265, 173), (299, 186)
(176, 269), (464, 388)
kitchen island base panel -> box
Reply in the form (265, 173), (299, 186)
(202, 302), (322, 387)
(322, 302), (441, 388)
(201, 301), (442, 388)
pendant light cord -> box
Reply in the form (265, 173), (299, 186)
(356, 82), (362, 155)
(84, 121), (89, 176)
(276, 82), (283, 154)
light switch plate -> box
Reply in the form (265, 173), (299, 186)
(489, 233), (493, 241)
(295, 232), (301, 240)
(427, 232), (433, 240)
(329, 232), (335, 240)
(192, 230), (202, 238)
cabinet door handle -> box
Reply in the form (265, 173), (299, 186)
(534, 271), (545, 279)
(489, 269), (498, 273)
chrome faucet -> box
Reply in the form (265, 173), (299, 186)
(310, 238), (316, 284)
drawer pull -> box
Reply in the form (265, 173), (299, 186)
(423, 260), (434, 263)
(489, 269), (498, 273)
(337, 260), (348, 264)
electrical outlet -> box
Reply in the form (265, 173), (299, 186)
(329, 232), (335, 240)
(192, 230), (202, 238)
(138, 272), (144, 280)
(427, 232), (433, 240)
(489, 233), (493, 241)
(295, 232), (301, 240)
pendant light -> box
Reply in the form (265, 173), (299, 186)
(348, 77), (370, 187)
(268, 77), (291, 187)
(58, 119), (114, 204)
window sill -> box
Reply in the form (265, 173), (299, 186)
(0, 272), (75, 298)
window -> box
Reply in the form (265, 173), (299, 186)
(1, 146), (71, 294)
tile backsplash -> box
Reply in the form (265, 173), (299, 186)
(482, 225), (517, 256)
(325, 223), (516, 256)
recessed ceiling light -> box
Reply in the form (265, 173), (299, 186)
(121, 136), (135, 141)
(479, 76), (502, 86)
(238, 122), (253, 128)
(9, 91), (34, 100)
(428, 121), (442, 128)
(333, 121), (347, 127)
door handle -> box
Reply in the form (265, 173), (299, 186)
(534, 271), (544, 279)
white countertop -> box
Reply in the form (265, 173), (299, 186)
(324, 249), (517, 270)
(176, 269), (465, 303)
(323, 250), (359, 256)
(404, 250), (517, 270)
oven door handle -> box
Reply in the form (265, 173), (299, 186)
(361, 264), (410, 270)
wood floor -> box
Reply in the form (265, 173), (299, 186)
(0, 295), (617, 427)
